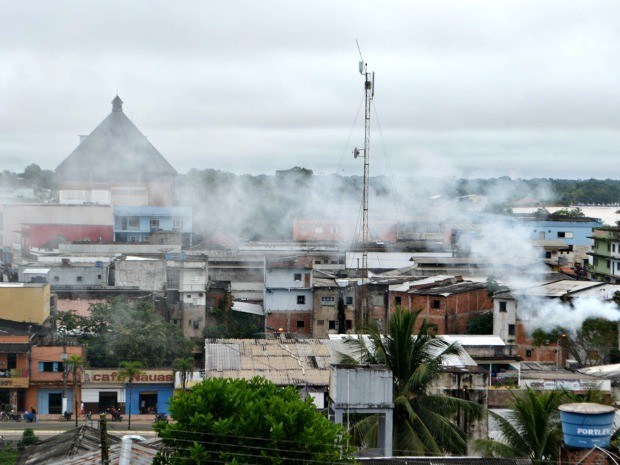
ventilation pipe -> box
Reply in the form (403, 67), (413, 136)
(119, 435), (146, 465)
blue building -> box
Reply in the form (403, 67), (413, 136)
(518, 214), (603, 267)
(124, 371), (174, 415)
(114, 206), (193, 246)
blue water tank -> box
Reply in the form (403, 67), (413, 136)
(559, 403), (615, 449)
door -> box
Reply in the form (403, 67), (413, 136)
(99, 392), (118, 412)
(48, 393), (62, 414)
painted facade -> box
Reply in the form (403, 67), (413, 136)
(113, 205), (193, 246)
(0, 283), (50, 324)
(589, 227), (620, 283)
(264, 256), (313, 335)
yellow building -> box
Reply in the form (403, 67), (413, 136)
(0, 283), (50, 324)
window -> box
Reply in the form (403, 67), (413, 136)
(508, 324), (516, 336)
(321, 296), (335, 306)
(317, 320), (324, 325)
(7, 354), (16, 370)
(315, 227), (323, 234)
(499, 301), (507, 312)
(432, 300), (441, 309)
(545, 252), (552, 259)
(192, 321), (200, 330)
(328, 320), (336, 330)
(173, 218), (183, 230)
(76, 276), (82, 282)
(557, 231), (574, 239)
(607, 260), (611, 269)
(346, 296), (353, 305)
(526, 349), (532, 357)
(297, 295), (305, 305)
(294, 273), (302, 281)
(346, 320), (352, 330)
(39, 362), (64, 373)
(97, 274), (102, 280)
(128, 217), (140, 228)
(395, 296), (402, 306)
(296, 320), (305, 328)
(150, 218), (160, 228)
(594, 257), (599, 266)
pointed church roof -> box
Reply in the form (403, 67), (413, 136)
(56, 96), (177, 180)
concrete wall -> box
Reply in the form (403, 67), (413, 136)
(0, 284), (50, 324)
(19, 263), (109, 287)
(265, 268), (312, 289)
(312, 288), (356, 338)
(114, 259), (166, 291)
(264, 289), (313, 312)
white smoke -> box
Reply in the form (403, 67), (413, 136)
(518, 295), (620, 335)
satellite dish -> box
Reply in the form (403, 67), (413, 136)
(353, 148), (361, 159)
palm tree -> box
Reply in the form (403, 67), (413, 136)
(342, 308), (483, 455)
(118, 361), (144, 430)
(67, 355), (85, 427)
(172, 356), (194, 391)
(474, 388), (570, 463)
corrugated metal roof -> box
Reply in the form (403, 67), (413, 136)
(16, 425), (121, 465)
(441, 335), (506, 347)
(56, 441), (159, 465)
(205, 339), (333, 387)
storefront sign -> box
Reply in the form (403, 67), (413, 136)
(83, 369), (173, 384)
(0, 377), (29, 388)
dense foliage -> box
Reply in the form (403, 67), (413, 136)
(474, 388), (569, 463)
(467, 312), (494, 335)
(56, 298), (194, 368)
(342, 308), (483, 455)
(154, 377), (354, 465)
(532, 318), (620, 367)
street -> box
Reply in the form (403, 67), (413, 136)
(0, 418), (158, 441)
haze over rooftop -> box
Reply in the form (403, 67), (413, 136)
(2, 1), (620, 178)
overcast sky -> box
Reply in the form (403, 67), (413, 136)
(2, 1), (620, 179)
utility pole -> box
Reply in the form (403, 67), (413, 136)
(353, 51), (374, 325)
(100, 413), (110, 465)
(61, 330), (68, 415)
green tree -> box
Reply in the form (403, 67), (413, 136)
(67, 355), (85, 427)
(467, 312), (494, 335)
(118, 361), (144, 430)
(552, 207), (585, 218)
(342, 308), (483, 455)
(474, 388), (570, 463)
(172, 357), (194, 391)
(82, 298), (193, 368)
(154, 377), (354, 465)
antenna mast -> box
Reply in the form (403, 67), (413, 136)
(354, 46), (374, 324)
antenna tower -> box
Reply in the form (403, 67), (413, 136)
(354, 50), (374, 324)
